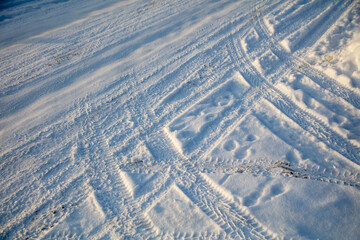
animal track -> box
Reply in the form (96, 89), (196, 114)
(1, 0), (359, 239)
(223, 140), (237, 152)
(246, 134), (257, 142)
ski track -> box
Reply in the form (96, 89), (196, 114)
(1, 0), (360, 239)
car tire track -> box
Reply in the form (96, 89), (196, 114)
(228, 27), (360, 168)
(255, 9), (360, 110)
(80, 102), (160, 238)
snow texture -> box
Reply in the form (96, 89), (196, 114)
(0, 0), (360, 239)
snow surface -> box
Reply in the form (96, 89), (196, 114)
(0, 0), (360, 239)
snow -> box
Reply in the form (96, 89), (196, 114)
(305, 0), (360, 89)
(206, 172), (360, 240)
(0, 0), (360, 239)
(147, 184), (222, 234)
(46, 192), (106, 239)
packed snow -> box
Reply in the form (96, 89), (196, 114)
(0, 0), (359, 239)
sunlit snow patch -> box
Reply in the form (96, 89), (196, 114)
(276, 73), (360, 147)
(205, 172), (360, 239)
(305, 1), (360, 89)
(146, 184), (222, 234)
(165, 75), (250, 155)
(45, 192), (105, 239)
(210, 112), (297, 163)
(208, 98), (360, 179)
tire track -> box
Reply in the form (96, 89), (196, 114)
(141, 131), (276, 239)
(153, 49), (231, 117)
(81, 57), (359, 237)
(0, 0), (222, 118)
(0, 0), (272, 162)
(2, 100), (109, 239)
(106, 14), (247, 106)
(281, 0), (352, 53)
(0, 174), (89, 240)
(0, 0), (180, 91)
(3, 1), (357, 238)
(228, 28), (360, 168)
(78, 0), (272, 123)
(271, 0), (340, 41)
(155, 231), (228, 240)
(177, 167), (276, 240)
(0, 100), (96, 238)
(0, 144), (89, 239)
(116, 156), (360, 190)
(81, 103), (159, 238)
(264, 87), (360, 165)
(255, 11), (360, 110)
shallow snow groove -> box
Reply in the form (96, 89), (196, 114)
(1, 0), (360, 239)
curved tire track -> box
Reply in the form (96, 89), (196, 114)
(227, 25), (360, 170)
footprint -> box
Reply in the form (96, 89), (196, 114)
(234, 147), (251, 159)
(187, 106), (203, 117)
(213, 92), (233, 106)
(153, 203), (165, 214)
(270, 183), (285, 196)
(261, 183), (286, 203)
(332, 115), (346, 125)
(245, 134), (257, 142)
(242, 180), (268, 207)
(286, 149), (301, 164)
(223, 140), (237, 152)
(243, 191), (261, 207)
